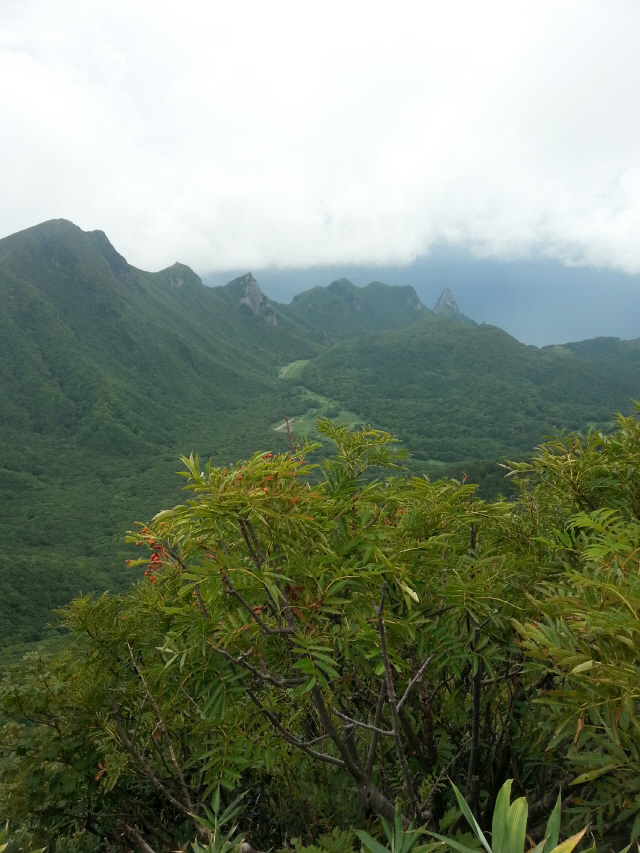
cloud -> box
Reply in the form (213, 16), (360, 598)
(1, 0), (640, 274)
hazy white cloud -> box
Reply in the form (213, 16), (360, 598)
(1, 0), (640, 274)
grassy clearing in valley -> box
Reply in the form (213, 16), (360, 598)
(273, 387), (366, 441)
(279, 359), (310, 379)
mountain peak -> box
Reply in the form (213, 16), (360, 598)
(220, 273), (278, 326)
(433, 288), (476, 326)
(86, 229), (135, 284)
(433, 288), (458, 315)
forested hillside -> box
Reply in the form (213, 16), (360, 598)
(3, 417), (640, 851)
(1, 218), (640, 653)
(276, 277), (429, 342)
(549, 335), (640, 365)
(298, 315), (640, 462)
(0, 221), (312, 648)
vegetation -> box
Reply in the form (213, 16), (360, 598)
(2, 412), (640, 851)
(427, 780), (590, 853)
(0, 220), (314, 648)
(276, 279), (429, 344)
(299, 317), (640, 463)
(2, 214), (640, 678)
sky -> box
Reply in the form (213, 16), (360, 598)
(1, 0), (640, 342)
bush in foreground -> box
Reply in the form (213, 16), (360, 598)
(2, 416), (640, 851)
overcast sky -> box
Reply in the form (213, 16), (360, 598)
(2, 0), (640, 283)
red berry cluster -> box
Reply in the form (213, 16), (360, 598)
(141, 529), (166, 585)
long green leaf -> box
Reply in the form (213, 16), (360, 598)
(356, 829), (393, 853)
(571, 765), (619, 785)
(491, 779), (512, 853)
(394, 809), (404, 853)
(380, 817), (392, 847)
(426, 832), (483, 853)
(505, 797), (528, 852)
(450, 782), (493, 853)
(542, 793), (561, 852)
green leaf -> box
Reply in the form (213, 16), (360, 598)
(570, 765), (619, 784)
(491, 779), (512, 853)
(505, 797), (527, 853)
(356, 829), (393, 853)
(394, 809), (403, 853)
(425, 832), (481, 853)
(541, 793), (561, 852)
(397, 579), (419, 603)
(570, 660), (594, 674)
(449, 781), (493, 853)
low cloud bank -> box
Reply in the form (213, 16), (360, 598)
(1, 1), (640, 277)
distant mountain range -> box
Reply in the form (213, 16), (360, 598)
(204, 249), (640, 347)
(1, 218), (639, 651)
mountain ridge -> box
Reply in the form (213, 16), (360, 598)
(274, 276), (431, 342)
(1, 217), (640, 653)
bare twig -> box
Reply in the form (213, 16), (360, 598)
(309, 684), (366, 778)
(284, 416), (294, 452)
(238, 518), (264, 570)
(180, 686), (202, 715)
(333, 709), (394, 737)
(193, 585), (210, 618)
(245, 688), (344, 767)
(107, 690), (190, 818)
(397, 652), (436, 712)
(244, 519), (267, 565)
(220, 571), (293, 634)
(308, 681), (401, 824)
(465, 623), (483, 807)
(366, 680), (388, 777)
(126, 644), (193, 811)
(481, 666), (523, 687)
(374, 583), (419, 819)
(132, 696), (147, 747)
(204, 639), (305, 686)
(419, 744), (467, 814)
(118, 822), (158, 853)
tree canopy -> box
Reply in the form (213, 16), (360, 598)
(2, 415), (640, 851)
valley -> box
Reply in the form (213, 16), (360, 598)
(1, 218), (639, 652)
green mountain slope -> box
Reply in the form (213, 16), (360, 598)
(276, 277), (429, 342)
(297, 315), (640, 463)
(0, 220), (315, 647)
(546, 336), (640, 366)
(2, 218), (640, 652)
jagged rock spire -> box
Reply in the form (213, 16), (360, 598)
(233, 272), (278, 326)
(433, 288), (459, 315)
(433, 288), (477, 326)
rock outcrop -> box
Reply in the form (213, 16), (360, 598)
(225, 273), (278, 326)
(433, 288), (476, 325)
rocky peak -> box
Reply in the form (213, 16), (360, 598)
(433, 288), (459, 315)
(154, 261), (204, 291)
(229, 273), (278, 326)
(237, 273), (264, 311)
(433, 288), (477, 326)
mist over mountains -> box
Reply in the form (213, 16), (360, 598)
(1, 217), (640, 652)
(203, 247), (640, 346)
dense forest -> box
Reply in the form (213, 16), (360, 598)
(2, 220), (640, 653)
(1, 219), (640, 851)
